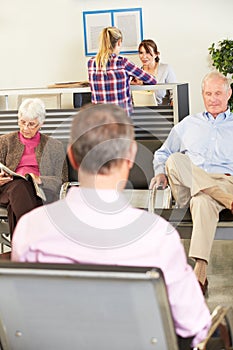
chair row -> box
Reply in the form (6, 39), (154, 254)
(1, 106), (233, 251)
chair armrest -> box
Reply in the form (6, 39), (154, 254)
(59, 181), (79, 199)
(196, 305), (233, 349)
(148, 185), (172, 213)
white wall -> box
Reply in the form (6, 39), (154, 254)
(0, 0), (232, 112)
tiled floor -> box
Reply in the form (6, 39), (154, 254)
(205, 243), (233, 313)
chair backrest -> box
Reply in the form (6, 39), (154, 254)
(65, 139), (163, 189)
(0, 107), (175, 142)
(126, 139), (162, 189)
(0, 262), (178, 350)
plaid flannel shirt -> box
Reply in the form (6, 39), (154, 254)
(88, 54), (157, 116)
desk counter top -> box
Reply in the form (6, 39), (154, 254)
(0, 83), (182, 96)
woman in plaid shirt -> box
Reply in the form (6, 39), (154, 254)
(88, 27), (157, 116)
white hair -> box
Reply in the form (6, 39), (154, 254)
(18, 98), (46, 124)
(202, 71), (231, 92)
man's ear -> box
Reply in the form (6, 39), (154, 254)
(228, 86), (232, 100)
(127, 140), (137, 169)
(67, 145), (79, 170)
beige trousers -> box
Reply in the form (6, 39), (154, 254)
(165, 153), (233, 262)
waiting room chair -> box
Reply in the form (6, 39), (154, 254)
(197, 305), (233, 350)
(148, 185), (233, 241)
(0, 263), (179, 350)
(59, 139), (163, 207)
(0, 262), (231, 350)
(123, 139), (163, 209)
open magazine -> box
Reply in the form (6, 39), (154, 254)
(0, 162), (46, 201)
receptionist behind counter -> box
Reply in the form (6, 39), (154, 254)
(131, 39), (177, 106)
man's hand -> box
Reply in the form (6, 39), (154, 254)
(149, 174), (168, 190)
(0, 170), (13, 186)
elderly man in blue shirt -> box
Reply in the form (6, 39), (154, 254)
(150, 71), (233, 295)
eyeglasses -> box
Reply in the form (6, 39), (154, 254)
(18, 119), (40, 129)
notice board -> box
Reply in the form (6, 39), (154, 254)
(83, 8), (143, 56)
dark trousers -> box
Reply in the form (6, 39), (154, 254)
(0, 178), (42, 236)
(177, 335), (194, 350)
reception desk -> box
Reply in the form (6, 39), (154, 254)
(0, 83), (189, 125)
(0, 83), (189, 144)
(0, 86), (90, 110)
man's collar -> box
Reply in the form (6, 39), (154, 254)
(205, 108), (231, 120)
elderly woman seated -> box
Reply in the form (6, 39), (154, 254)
(0, 98), (68, 237)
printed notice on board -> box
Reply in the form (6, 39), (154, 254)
(83, 8), (143, 56)
(85, 12), (111, 54)
(114, 10), (141, 52)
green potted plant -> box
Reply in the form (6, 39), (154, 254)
(208, 39), (233, 111)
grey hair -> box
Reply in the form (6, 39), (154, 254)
(202, 71), (232, 92)
(69, 103), (134, 175)
(18, 98), (46, 124)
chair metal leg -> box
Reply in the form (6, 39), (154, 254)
(0, 219), (11, 253)
(1, 233), (11, 253)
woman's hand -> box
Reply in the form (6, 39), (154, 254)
(28, 173), (42, 185)
(0, 170), (13, 186)
(130, 77), (143, 85)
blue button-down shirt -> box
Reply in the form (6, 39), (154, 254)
(153, 109), (233, 175)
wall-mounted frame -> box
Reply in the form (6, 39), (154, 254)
(83, 8), (143, 56)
